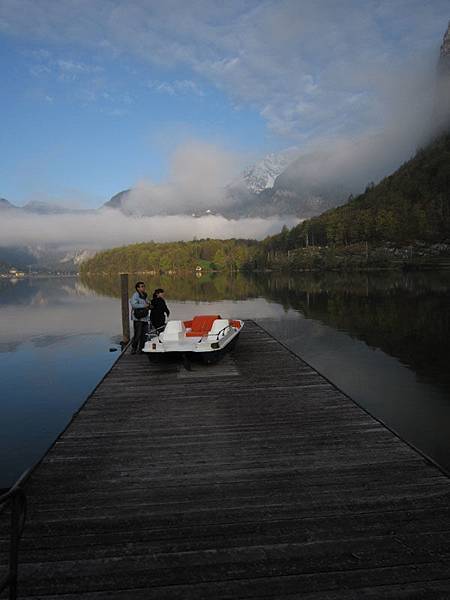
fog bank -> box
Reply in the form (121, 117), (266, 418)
(0, 210), (299, 252)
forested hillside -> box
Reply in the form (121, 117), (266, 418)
(251, 132), (450, 268)
(81, 133), (450, 274)
(80, 239), (257, 275)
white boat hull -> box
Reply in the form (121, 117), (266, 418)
(142, 317), (244, 356)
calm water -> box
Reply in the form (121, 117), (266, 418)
(1, 271), (449, 488)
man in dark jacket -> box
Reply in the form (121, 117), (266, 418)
(130, 281), (151, 354)
(150, 288), (170, 331)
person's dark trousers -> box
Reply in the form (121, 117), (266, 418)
(151, 319), (166, 332)
(131, 320), (149, 352)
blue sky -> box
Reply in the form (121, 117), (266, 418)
(0, 0), (449, 208)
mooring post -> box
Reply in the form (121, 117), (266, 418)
(120, 273), (130, 344)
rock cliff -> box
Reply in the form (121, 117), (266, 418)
(434, 21), (450, 131)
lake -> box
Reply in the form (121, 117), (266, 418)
(1, 270), (449, 488)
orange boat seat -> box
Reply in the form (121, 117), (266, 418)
(185, 314), (221, 337)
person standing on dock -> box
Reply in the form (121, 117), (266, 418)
(130, 281), (151, 354)
(150, 288), (170, 332)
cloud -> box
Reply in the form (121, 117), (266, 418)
(147, 79), (204, 96)
(0, 210), (298, 251)
(2, 1), (449, 209)
(2, 0), (448, 138)
(26, 49), (103, 81)
(29, 63), (51, 77)
(280, 59), (439, 193)
(121, 140), (241, 215)
(56, 59), (103, 81)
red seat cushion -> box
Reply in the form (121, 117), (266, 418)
(185, 315), (221, 337)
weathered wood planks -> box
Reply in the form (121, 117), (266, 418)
(1, 320), (450, 599)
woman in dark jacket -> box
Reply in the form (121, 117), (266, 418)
(150, 288), (170, 331)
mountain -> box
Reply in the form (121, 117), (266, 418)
(250, 21), (450, 220)
(440, 21), (450, 72)
(0, 245), (79, 272)
(22, 201), (71, 215)
(100, 151), (300, 218)
(0, 197), (94, 215)
(434, 21), (450, 131)
(258, 131), (450, 259)
(234, 157), (352, 219)
(103, 189), (132, 213)
(0, 198), (96, 271)
(21, 201), (96, 215)
(0, 246), (38, 269)
(234, 149), (299, 194)
(0, 198), (18, 210)
(100, 22), (450, 221)
(60, 249), (95, 266)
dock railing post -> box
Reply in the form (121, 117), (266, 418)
(120, 273), (130, 345)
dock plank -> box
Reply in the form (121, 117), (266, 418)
(1, 320), (450, 599)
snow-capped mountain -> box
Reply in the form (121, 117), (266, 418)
(237, 149), (299, 194)
(101, 149), (300, 218)
(60, 249), (95, 265)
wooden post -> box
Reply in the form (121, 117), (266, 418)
(120, 273), (130, 344)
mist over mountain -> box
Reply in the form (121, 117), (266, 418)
(101, 146), (344, 219)
(103, 190), (132, 214)
(1, 21), (450, 271)
(0, 243), (94, 273)
(0, 199), (95, 216)
(101, 148), (300, 218)
(0, 198), (16, 210)
(257, 129), (450, 271)
(231, 149), (299, 194)
(102, 19), (450, 222)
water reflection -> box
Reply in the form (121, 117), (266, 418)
(247, 271), (450, 392)
(80, 271), (260, 302)
(0, 277), (122, 488)
(1, 271), (450, 488)
(82, 270), (450, 472)
(82, 270), (450, 392)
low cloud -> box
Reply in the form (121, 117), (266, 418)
(122, 140), (240, 215)
(0, 210), (299, 252)
(276, 54), (440, 194)
(1, 1), (448, 230)
(0, 139), (299, 253)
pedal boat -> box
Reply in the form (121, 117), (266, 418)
(143, 314), (243, 358)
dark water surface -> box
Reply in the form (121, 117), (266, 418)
(1, 271), (449, 487)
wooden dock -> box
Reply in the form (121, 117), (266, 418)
(2, 320), (450, 599)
